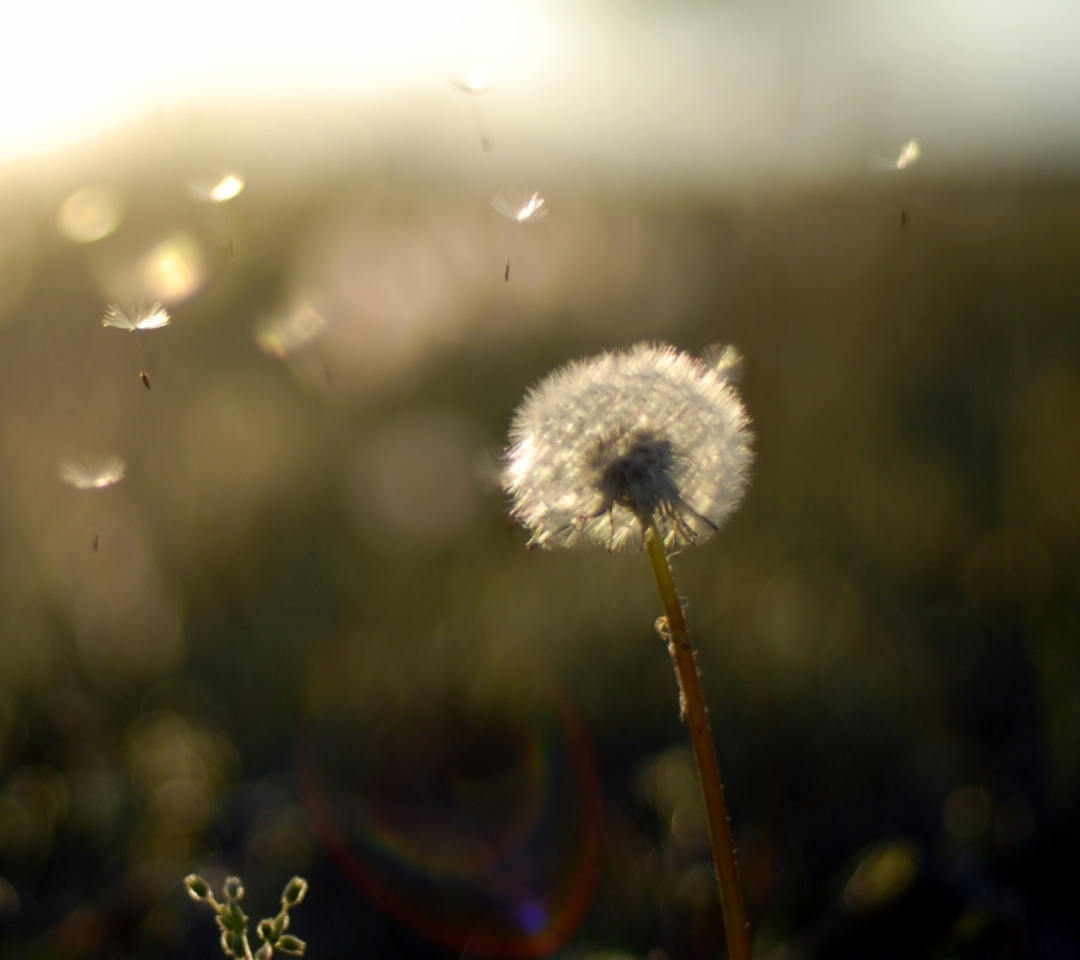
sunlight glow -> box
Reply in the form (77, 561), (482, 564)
(0, 0), (557, 159)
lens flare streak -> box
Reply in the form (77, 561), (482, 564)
(300, 701), (602, 958)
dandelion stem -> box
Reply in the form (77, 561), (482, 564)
(643, 519), (750, 960)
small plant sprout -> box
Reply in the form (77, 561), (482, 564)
(255, 305), (332, 385)
(102, 302), (170, 389)
(872, 138), (921, 227)
(189, 173), (246, 256)
(503, 343), (753, 960)
(185, 873), (309, 960)
(491, 190), (547, 281)
(60, 455), (125, 552)
(450, 71), (494, 152)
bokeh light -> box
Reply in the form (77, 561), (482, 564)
(137, 232), (208, 304)
(58, 187), (124, 243)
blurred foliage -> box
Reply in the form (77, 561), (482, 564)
(0, 150), (1078, 960)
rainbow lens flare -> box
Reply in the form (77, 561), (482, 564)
(301, 700), (602, 957)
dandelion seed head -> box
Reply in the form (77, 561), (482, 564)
(60, 455), (126, 490)
(102, 302), (170, 331)
(503, 343), (752, 551)
(492, 191), (548, 224)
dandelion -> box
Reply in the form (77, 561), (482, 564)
(450, 72), (493, 153)
(503, 342), (754, 960)
(256, 305), (332, 385)
(491, 191), (547, 281)
(60, 455), (125, 552)
(871, 138), (920, 227)
(102, 302), (170, 389)
(504, 343), (751, 551)
(189, 173), (246, 256)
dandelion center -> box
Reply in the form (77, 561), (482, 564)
(592, 431), (679, 519)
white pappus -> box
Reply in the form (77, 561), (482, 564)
(503, 342), (753, 551)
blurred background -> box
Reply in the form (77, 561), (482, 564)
(2, 0), (1080, 957)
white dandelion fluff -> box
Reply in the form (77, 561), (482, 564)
(451, 72), (494, 152)
(491, 191), (548, 281)
(60, 455), (126, 490)
(188, 174), (245, 256)
(102, 303), (170, 331)
(60, 455), (126, 551)
(451, 72), (491, 96)
(102, 303), (170, 389)
(893, 139), (921, 171)
(871, 139), (921, 172)
(503, 343), (753, 551)
(492, 191), (547, 225)
(871, 139), (921, 227)
(188, 173), (246, 204)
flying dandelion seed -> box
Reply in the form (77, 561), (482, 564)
(450, 72), (494, 153)
(189, 173), (245, 256)
(256, 305), (332, 385)
(871, 139), (920, 227)
(102, 303), (170, 389)
(60, 455), (125, 552)
(491, 191), (547, 281)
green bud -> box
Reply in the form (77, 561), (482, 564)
(282, 877), (308, 907)
(184, 874), (213, 902)
(220, 930), (246, 958)
(217, 901), (248, 933)
(255, 943), (274, 960)
(257, 919), (276, 944)
(272, 913), (290, 939)
(224, 876), (245, 901)
(277, 935), (306, 956)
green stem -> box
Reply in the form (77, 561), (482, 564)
(644, 520), (751, 960)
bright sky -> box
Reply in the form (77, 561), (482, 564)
(0, 0), (557, 156)
(4, 0), (1080, 180)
